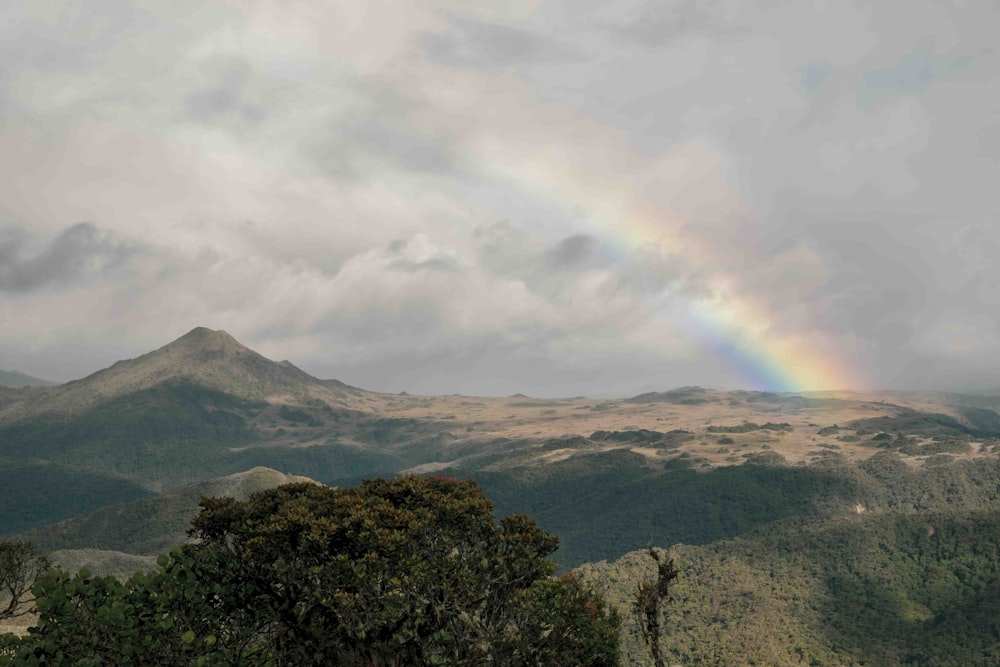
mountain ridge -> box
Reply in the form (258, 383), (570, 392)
(0, 369), (58, 387)
(0, 327), (370, 420)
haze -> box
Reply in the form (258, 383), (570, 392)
(1, 1), (998, 396)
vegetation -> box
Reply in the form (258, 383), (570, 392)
(631, 546), (677, 667)
(0, 462), (149, 535)
(0, 382), (262, 489)
(4, 477), (620, 666)
(581, 508), (1000, 666)
(469, 450), (1000, 568)
(706, 422), (792, 433)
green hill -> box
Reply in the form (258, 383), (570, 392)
(579, 508), (1000, 666)
(465, 450), (1000, 568)
(22, 467), (318, 556)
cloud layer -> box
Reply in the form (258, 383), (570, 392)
(1, 1), (998, 395)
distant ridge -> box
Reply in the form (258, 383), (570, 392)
(626, 386), (715, 405)
(0, 369), (58, 387)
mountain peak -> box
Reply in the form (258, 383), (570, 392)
(172, 327), (245, 351)
(2, 328), (366, 418)
(178, 326), (238, 342)
(0, 369), (59, 387)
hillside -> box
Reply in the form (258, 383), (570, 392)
(3, 328), (1000, 574)
(2, 330), (997, 666)
(23, 467), (317, 557)
(580, 508), (1000, 666)
(0, 328), (395, 506)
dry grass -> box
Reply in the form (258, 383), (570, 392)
(362, 389), (998, 471)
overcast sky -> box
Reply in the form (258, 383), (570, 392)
(1, 1), (998, 396)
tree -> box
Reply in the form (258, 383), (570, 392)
(0, 541), (48, 623)
(6, 476), (620, 666)
(632, 544), (678, 667)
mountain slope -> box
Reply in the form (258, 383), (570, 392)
(0, 327), (367, 421)
(0, 328), (399, 494)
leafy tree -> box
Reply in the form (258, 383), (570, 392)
(5, 477), (620, 666)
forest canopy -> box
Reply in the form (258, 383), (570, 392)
(2, 476), (620, 666)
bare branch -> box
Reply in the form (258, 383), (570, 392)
(0, 540), (50, 621)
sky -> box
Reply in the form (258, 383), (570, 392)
(1, 0), (999, 397)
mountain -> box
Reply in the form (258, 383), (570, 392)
(0, 327), (367, 421)
(0, 370), (58, 387)
(0, 328), (401, 526)
(3, 327), (1000, 569)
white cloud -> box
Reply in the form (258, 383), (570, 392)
(1, 0), (998, 393)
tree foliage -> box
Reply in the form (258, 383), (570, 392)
(4, 477), (619, 666)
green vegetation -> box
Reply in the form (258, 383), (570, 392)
(706, 422), (792, 433)
(21, 468), (314, 557)
(467, 451), (1000, 568)
(0, 382), (262, 488)
(0, 462), (149, 535)
(581, 508), (1000, 666)
(631, 546), (678, 667)
(468, 451), (863, 567)
(4, 478), (620, 666)
(276, 404), (321, 426)
(222, 442), (402, 484)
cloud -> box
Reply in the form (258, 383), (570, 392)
(543, 234), (603, 270)
(863, 42), (971, 95)
(1, 0), (999, 393)
(604, 0), (748, 48)
(420, 14), (575, 69)
(0, 223), (137, 292)
(183, 58), (268, 125)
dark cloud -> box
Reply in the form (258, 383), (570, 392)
(420, 15), (575, 70)
(0, 223), (136, 292)
(604, 0), (747, 48)
(184, 59), (267, 124)
(543, 234), (600, 269)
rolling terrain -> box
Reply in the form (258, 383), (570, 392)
(3, 328), (1000, 663)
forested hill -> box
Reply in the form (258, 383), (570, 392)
(581, 507), (1000, 666)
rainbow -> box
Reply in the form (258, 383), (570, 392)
(186, 5), (866, 392)
(480, 144), (865, 393)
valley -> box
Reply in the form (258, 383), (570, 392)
(2, 328), (999, 664)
